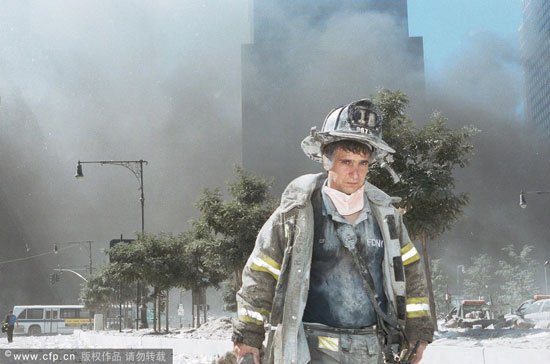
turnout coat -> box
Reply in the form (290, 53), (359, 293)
(233, 173), (434, 364)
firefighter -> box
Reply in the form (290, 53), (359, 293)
(233, 99), (434, 364)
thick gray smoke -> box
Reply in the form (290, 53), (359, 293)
(242, 9), (426, 192)
(426, 32), (550, 289)
(0, 1), (546, 310)
(0, 0), (248, 309)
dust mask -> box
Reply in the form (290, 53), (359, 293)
(323, 183), (365, 216)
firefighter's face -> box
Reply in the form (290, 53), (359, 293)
(325, 148), (370, 195)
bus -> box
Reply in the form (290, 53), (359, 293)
(12, 305), (93, 336)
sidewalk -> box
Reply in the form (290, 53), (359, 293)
(422, 345), (550, 364)
(80, 331), (550, 363)
(79, 331), (233, 357)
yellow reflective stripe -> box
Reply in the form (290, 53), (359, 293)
(238, 314), (263, 325)
(238, 307), (270, 326)
(406, 297), (430, 318)
(318, 336), (339, 352)
(401, 243), (420, 265)
(258, 253), (281, 270)
(250, 253), (281, 280)
(407, 310), (431, 318)
(407, 297), (429, 305)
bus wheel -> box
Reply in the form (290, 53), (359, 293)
(28, 326), (41, 336)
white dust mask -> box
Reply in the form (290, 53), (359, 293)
(323, 183), (365, 216)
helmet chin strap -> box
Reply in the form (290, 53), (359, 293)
(381, 160), (401, 184)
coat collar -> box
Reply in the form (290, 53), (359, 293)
(280, 173), (400, 213)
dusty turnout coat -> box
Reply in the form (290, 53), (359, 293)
(234, 173), (434, 364)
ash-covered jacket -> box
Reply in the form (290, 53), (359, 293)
(233, 173), (434, 364)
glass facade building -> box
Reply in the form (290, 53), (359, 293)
(520, 0), (550, 136)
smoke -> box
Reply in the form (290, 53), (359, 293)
(425, 32), (550, 290)
(240, 4), (550, 291)
(1, 1), (547, 307)
(242, 8), (426, 191)
(0, 0), (248, 307)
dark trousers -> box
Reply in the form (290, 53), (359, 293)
(304, 322), (384, 364)
(7, 325), (14, 342)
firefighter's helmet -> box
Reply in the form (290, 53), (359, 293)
(301, 98), (395, 163)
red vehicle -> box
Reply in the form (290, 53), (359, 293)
(445, 299), (496, 328)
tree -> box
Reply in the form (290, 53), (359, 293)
(496, 244), (539, 311)
(138, 232), (182, 333)
(369, 89), (478, 326)
(80, 264), (137, 329)
(463, 254), (504, 313)
(430, 259), (450, 317)
(194, 166), (277, 310)
(169, 230), (226, 327)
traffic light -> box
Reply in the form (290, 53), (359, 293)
(49, 273), (61, 284)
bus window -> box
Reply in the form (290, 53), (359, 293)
(60, 309), (78, 318)
(80, 310), (90, 319)
(27, 309), (44, 319)
(17, 310), (27, 320)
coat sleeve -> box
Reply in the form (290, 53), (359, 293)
(232, 208), (286, 349)
(398, 212), (435, 343)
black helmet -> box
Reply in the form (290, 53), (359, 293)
(301, 98), (395, 163)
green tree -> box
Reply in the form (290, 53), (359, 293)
(369, 89), (478, 326)
(195, 166), (277, 310)
(496, 244), (539, 311)
(463, 254), (504, 313)
(80, 264), (137, 328)
(169, 230), (226, 327)
(138, 232), (182, 333)
(430, 259), (450, 317)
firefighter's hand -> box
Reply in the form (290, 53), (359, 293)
(233, 342), (260, 364)
(410, 342), (427, 364)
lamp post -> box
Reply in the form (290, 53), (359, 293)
(519, 191), (550, 295)
(519, 190), (550, 208)
(545, 261), (549, 295)
(75, 159), (148, 330)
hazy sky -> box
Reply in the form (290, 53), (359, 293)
(409, 0), (523, 76)
(0, 0), (544, 305)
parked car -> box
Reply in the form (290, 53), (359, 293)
(445, 299), (497, 328)
(503, 295), (550, 328)
(522, 295), (550, 326)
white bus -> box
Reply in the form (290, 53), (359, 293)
(13, 305), (93, 336)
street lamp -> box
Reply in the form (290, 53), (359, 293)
(75, 159), (148, 330)
(545, 261), (549, 295)
(76, 160), (147, 233)
(519, 190), (550, 208)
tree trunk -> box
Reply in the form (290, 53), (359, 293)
(421, 233), (438, 329)
(196, 289), (201, 328)
(157, 293), (161, 332)
(153, 289), (157, 332)
(203, 288), (207, 324)
(191, 290), (195, 328)
(165, 290), (169, 333)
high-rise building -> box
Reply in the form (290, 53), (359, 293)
(242, 0), (424, 192)
(520, 0), (550, 136)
